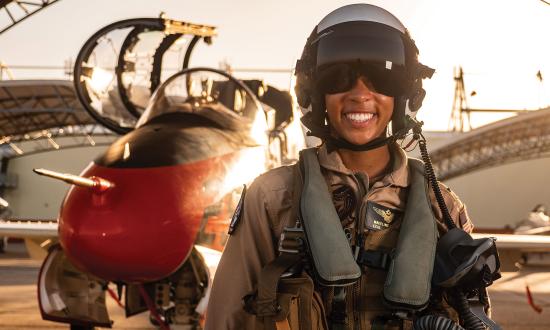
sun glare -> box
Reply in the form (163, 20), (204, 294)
(406, 0), (550, 131)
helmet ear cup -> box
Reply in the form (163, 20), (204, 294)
(408, 63), (434, 112)
(390, 97), (408, 137)
(295, 28), (318, 110)
(409, 86), (426, 112)
(392, 82), (425, 137)
(295, 62), (312, 108)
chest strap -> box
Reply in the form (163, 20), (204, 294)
(356, 249), (392, 271)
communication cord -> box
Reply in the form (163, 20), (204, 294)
(415, 128), (456, 231)
(413, 123), (487, 330)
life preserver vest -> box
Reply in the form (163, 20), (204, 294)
(299, 148), (437, 310)
(245, 148), (439, 329)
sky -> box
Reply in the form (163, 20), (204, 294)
(0, 0), (549, 131)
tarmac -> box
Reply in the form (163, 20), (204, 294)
(0, 242), (151, 329)
(2, 242), (550, 329)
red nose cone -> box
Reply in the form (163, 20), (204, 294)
(59, 160), (213, 282)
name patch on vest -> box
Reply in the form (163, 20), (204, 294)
(365, 201), (400, 231)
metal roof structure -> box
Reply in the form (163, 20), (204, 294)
(0, 80), (91, 135)
(0, 0), (60, 34)
(0, 79), (114, 159)
(430, 107), (550, 181)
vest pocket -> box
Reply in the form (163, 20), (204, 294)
(270, 274), (329, 330)
(288, 294), (300, 329)
(311, 291), (328, 330)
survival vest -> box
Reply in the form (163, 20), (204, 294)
(243, 148), (439, 330)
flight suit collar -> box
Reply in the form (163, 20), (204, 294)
(317, 143), (410, 188)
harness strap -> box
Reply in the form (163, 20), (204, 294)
(244, 161), (306, 329)
(328, 287), (348, 329)
(357, 249), (392, 271)
(254, 253), (303, 317)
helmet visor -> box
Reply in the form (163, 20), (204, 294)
(315, 62), (406, 97)
(315, 21), (414, 96)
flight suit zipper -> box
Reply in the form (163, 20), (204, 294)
(352, 172), (369, 330)
(352, 172), (369, 259)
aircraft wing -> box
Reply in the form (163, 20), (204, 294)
(472, 233), (550, 251)
(0, 219), (58, 238)
(0, 219), (58, 259)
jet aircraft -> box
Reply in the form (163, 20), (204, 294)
(0, 17), (305, 329)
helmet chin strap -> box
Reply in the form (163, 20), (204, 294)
(324, 134), (394, 153)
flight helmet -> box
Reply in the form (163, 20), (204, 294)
(295, 3), (435, 151)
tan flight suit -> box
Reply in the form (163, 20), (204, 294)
(205, 143), (473, 330)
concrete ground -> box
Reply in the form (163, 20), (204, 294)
(488, 265), (550, 329)
(0, 242), (151, 329)
(1, 242), (550, 329)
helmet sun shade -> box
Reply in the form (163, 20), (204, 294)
(314, 21), (414, 98)
(315, 62), (407, 97)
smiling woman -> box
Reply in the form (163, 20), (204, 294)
(204, 4), (502, 330)
(325, 77), (394, 146)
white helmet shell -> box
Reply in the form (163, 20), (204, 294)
(317, 4), (406, 34)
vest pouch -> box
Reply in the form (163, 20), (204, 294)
(252, 273), (328, 330)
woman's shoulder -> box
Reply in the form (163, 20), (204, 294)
(244, 164), (298, 234)
(249, 164), (297, 194)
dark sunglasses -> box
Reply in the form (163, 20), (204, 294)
(315, 63), (407, 97)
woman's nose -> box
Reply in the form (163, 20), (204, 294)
(348, 77), (376, 101)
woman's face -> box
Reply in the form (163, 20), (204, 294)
(325, 76), (394, 145)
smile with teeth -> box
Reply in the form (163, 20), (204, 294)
(344, 112), (375, 123)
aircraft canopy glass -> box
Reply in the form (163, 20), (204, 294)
(137, 68), (266, 132)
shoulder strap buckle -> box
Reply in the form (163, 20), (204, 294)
(278, 225), (305, 254)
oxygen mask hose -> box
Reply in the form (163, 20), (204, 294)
(451, 290), (486, 330)
(413, 315), (465, 330)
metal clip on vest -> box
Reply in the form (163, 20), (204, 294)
(356, 249), (392, 270)
(278, 226), (305, 255)
(278, 225), (307, 278)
